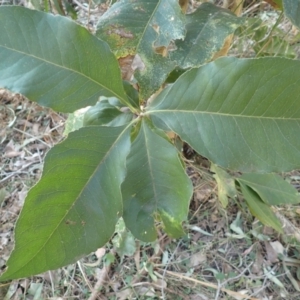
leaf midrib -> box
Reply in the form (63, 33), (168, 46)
(136, 1), (160, 51)
(143, 122), (159, 213)
(238, 178), (298, 198)
(7, 125), (131, 278)
(147, 109), (300, 120)
(0, 45), (127, 103)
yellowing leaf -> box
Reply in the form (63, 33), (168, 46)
(211, 163), (236, 208)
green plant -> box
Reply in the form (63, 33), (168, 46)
(1, 0), (300, 281)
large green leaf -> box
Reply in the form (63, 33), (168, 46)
(237, 173), (300, 206)
(121, 119), (193, 242)
(170, 3), (244, 68)
(0, 6), (129, 113)
(96, 0), (185, 99)
(0, 125), (131, 281)
(239, 182), (283, 233)
(283, 0), (300, 28)
(148, 57), (300, 173)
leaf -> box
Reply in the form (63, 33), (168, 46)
(283, 0), (300, 28)
(64, 107), (89, 136)
(123, 81), (140, 108)
(239, 182), (283, 233)
(170, 3), (244, 68)
(96, 0), (185, 99)
(211, 164), (236, 208)
(0, 6), (129, 113)
(0, 125), (131, 281)
(112, 219), (136, 258)
(165, 68), (187, 83)
(83, 99), (133, 127)
(148, 57), (300, 173)
(237, 173), (300, 206)
(121, 119), (193, 242)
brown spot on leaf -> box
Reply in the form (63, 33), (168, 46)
(107, 25), (134, 39)
(65, 219), (76, 225)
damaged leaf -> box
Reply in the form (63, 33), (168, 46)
(96, 0), (185, 99)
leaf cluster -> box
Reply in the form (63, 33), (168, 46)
(0, 0), (300, 281)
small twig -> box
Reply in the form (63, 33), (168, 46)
(255, 11), (284, 57)
(13, 127), (51, 149)
(87, 265), (110, 300)
(222, 262), (253, 287)
(242, 2), (262, 15)
(63, 264), (77, 297)
(130, 282), (189, 300)
(88, 249), (115, 300)
(156, 269), (261, 300)
(72, 0), (98, 13)
(161, 241), (181, 300)
(282, 259), (300, 292)
(214, 280), (221, 300)
(77, 261), (93, 291)
(0, 161), (38, 184)
(48, 271), (55, 297)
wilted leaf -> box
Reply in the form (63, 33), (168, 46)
(121, 119), (193, 241)
(148, 57), (300, 172)
(211, 163), (236, 208)
(0, 125), (131, 281)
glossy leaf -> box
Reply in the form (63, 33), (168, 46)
(96, 0), (185, 99)
(148, 57), (300, 173)
(237, 173), (300, 206)
(239, 182), (283, 233)
(211, 164), (236, 208)
(121, 119), (193, 242)
(0, 125), (131, 281)
(0, 6), (128, 113)
(170, 3), (244, 68)
(283, 0), (300, 28)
